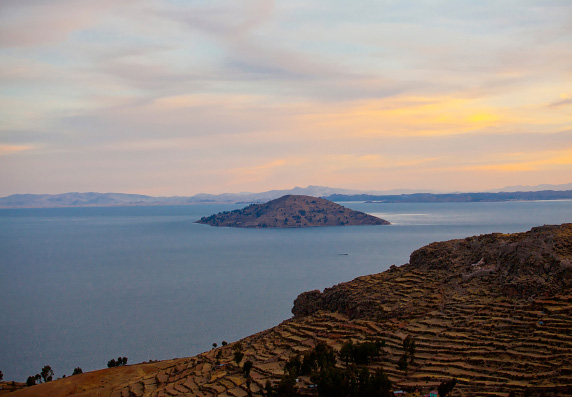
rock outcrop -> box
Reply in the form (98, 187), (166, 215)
(196, 195), (390, 228)
(292, 224), (572, 320)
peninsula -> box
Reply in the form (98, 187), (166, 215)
(11, 224), (572, 396)
(195, 194), (390, 228)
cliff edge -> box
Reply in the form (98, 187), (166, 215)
(293, 223), (572, 320)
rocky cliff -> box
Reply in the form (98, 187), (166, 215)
(293, 224), (572, 320)
(196, 195), (390, 228)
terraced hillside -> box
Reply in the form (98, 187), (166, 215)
(196, 195), (390, 228)
(13, 224), (572, 396)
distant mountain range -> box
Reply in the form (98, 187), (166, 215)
(0, 183), (571, 208)
(0, 186), (438, 208)
(488, 182), (572, 192)
(325, 190), (572, 203)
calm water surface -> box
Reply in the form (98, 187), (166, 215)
(1, 200), (571, 381)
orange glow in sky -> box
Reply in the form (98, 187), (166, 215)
(0, 1), (571, 195)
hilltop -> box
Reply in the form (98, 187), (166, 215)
(195, 195), (390, 228)
(293, 223), (572, 319)
(9, 224), (572, 396)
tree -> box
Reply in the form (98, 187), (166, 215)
(437, 378), (457, 397)
(315, 365), (392, 397)
(0, 370), (3, 381)
(234, 350), (244, 366)
(403, 335), (412, 352)
(243, 360), (253, 378)
(284, 355), (301, 377)
(276, 373), (297, 397)
(397, 354), (408, 371)
(116, 356), (127, 366)
(222, 341), (228, 346)
(40, 365), (53, 383)
(338, 339), (382, 366)
(340, 340), (353, 366)
(264, 379), (274, 397)
(367, 368), (392, 397)
(26, 376), (36, 387)
(401, 335), (416, 364)
(108, 357), (127, 367)
(212, 342), (218, 349)
(72, 367), (83, 375)
(408, 339), (416, 363)
(233, 343), (244, 366)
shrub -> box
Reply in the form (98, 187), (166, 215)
(40, 366), (53, 383)
(438, 378), (457, 397)
(233, 342), (244, 365)
(243, 360), (253, 377)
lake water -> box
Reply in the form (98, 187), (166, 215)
(1, 200), (571, 381)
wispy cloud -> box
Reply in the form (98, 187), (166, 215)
(548, 97), (572, 108)
(0, 0), (140, 47)
(1, 0), (571, 195)
(0, 144), (35, 156)
(464, 148), (572, 172)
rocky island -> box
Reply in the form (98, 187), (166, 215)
(9, 224), (572, 396)
(196, 195), (390, 228)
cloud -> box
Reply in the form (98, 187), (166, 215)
(225, 158), (293, 187)
(548, 98), (572, 108)
(164, 0), (275, 39)
(463, 148), (572, 172)
(0, 1), (140, 47)
(1, 1), (571, 195)
(0, 144), (35, 156)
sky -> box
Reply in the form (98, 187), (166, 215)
(1, 0), (571, 196)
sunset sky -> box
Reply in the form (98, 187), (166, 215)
(1, 0), (571, 196)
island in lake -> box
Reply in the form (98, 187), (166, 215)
(196, 194), (390, 228)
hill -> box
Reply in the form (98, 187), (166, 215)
(0, 186), (373, 208)
(195, 195), (390, 228)
(325, 189), (572, 203)
(490, 182), (572, 193)
(9, 224), (572, 396)
(0, 192), (165, 208)
(2, 184), (571, 208)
